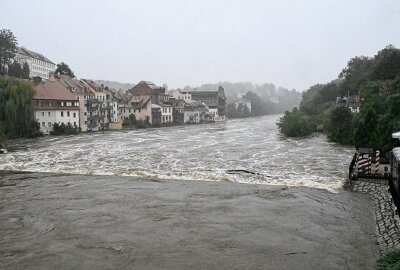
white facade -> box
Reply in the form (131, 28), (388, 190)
(78, 95), (88, 132)
(15, 47), (56, 80)
(35, 109), (80, 135)
(109, 101), (119, 123)
(208, 108), (218, 121)
(184, 110), (204, 123)
(161, 105), (173, 124)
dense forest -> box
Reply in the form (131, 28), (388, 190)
(277, 45), (400, 156)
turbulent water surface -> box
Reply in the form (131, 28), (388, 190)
(0, 115), (353, 191)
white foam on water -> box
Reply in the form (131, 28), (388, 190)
(0, 115), (354, 192)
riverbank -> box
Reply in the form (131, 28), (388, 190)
(347, 179), (400, 255)
(0, 171), (378, 269)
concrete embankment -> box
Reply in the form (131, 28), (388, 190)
(0, 171), (378, 269)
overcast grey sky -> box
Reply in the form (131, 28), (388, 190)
(1, 0), (400, 91)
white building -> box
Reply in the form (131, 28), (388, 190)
(183, 100), (208, 124)
(32, 80), (80, 135)
(161, 105), (173, 124)
(14, 47), (56, 80)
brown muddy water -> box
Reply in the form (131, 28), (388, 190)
(0, 171), (378, 269)
(0, 115), (379, 269)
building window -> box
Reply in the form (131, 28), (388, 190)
(61, 111), (64, 117)
(67, 111), (70, 117)
(48, 112), (51, 116)
(48, 122), (52, 127)
(41, 112), (44, 117)
(42, 122), (45, 127)
(73, 112), (76, 118)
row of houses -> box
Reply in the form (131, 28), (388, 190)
(32, 75), (226, 135)
(9, 45), (226, 134)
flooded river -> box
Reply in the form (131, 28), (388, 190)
(0, 115), (354, 191)
(1, 115), (378, 270)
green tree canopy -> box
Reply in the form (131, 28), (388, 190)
(0, 29), (18, 76)
(0, 77), (41, 139)
(372, 45), (400, 80)
(7, 61), (29, 79)
(54, 62), (75, 77)
(339, 56), (373, 96)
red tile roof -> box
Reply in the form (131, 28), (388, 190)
(32, 81), (78, 101)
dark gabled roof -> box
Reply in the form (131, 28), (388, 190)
(131, 96), (152, 109)
(17, 46), (55, 64)
(183, 100), (208, 111)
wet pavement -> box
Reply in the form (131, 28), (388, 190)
(0, 171), (378, 269)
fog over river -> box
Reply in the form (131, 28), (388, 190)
(0, 115), (354, 192)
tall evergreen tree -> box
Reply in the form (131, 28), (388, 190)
(0, 29), (18, 76)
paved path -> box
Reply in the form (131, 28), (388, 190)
(348, 179), (400, 255)
(0, 171), (379, 269)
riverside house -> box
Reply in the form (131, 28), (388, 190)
(32, 80), (80, 135)
(171, 86), (226, 121)
(52, 74), (91, 132)
(128, 81), (166, 105)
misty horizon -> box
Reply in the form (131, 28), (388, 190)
(1, 0), (400, 91)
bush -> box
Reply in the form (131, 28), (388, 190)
(51, 123), (79, 135)
(122, 114), (136, 127)
(375, 250), (400, 270)
(276, 108), (314, 137)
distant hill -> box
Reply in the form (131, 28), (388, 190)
(95, 80), (135, 90)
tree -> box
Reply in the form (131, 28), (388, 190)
(54, 62), (75, 77)
(276, 108), (314, 137)
(0, 77), (41, 138)
(7, 62), (22, 77)
(0, 29), (18, 76)
(325, 107), (354, 145)
(339, 56), (373, 96)
(7, 61), (29, 79)
(22, 62), (29, 79)
(372, 45), (400, 81)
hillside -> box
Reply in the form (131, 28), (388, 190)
(277, 45), (400, 155)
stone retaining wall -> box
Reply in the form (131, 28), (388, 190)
(348, 180), (400, 255)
